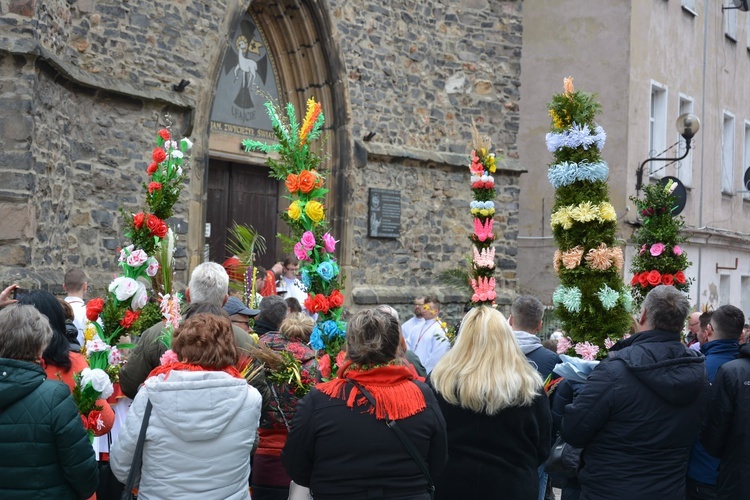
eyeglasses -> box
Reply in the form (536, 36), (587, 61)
(285, 267), (299, 272)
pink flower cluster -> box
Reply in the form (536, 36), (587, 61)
(473, 218), (494, 242)
(469, 151), (484, 175)
(470, 276), (496, 302)
(639, 243), (682, 257)
(574, 341), (600, 361)
(294, 231), (337, 261)
(472, 247), (495, 269)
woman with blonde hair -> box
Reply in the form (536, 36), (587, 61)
(430, 306), (552, 499)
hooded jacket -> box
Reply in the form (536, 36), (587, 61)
(514, 330), (561, 380)
(701, 341), (750, 499)
(110, 370), (262, 500)
(561, 330), (708, 500)
(0, 358), (99, 499)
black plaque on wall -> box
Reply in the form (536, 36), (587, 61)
(368, 188), (401, 238)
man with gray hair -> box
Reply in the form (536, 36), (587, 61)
(252, 294), (288, 337)
(120, 262), (265, 402)
(561, 285), (708, 500)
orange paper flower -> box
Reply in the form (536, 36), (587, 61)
(298, 170), (317, 193)
(299, 97), (322, 146)
(585, 243), (613, 271)
(561, 246), (584, 269)
(285, 174), (300, 193)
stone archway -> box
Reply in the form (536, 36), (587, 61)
(187, 0), (350, 276)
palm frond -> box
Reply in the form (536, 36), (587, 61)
(438, 267), (472, 293)
(226, 223), (267, 267)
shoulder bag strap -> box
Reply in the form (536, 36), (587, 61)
(349, 380), (435, 497)
(123, 399), (153, 499)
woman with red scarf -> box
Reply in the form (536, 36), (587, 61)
(282, 309), (447, 500)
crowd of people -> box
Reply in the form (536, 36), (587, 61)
(1, 259), (749, 499)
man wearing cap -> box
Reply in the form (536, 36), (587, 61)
(224, 295), (260, 334)
(120, 262), (269, 410)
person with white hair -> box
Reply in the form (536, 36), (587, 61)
(120, 262), (266, 406)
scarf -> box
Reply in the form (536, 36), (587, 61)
(317, 361), (426, 420)
(147, 361), (244, 381)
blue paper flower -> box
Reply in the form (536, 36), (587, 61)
(317, 261), (336, 282)
(322, 320), (340, 339)
(548, 161), (609, 188)
(310, 325), (324, 350)
(300, 268), (312, 288)
(596, 284), (620, 310)
(620, 291), (633, 313)
(546, 122), (607, 153)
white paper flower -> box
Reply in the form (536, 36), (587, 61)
(126, 249), (149, 267)
(118, 244), (134, 263)
(146, 257), (160, 277)
(108, 346), (122, 366)
(109, 277), (139, 301)
(164, 140), (178, 151)
(170, 149), (184, 159)
(130, 282), (148, 310)
(80, 368), (114, 400)
(85, 339), (109, 353)
(180, 137), (193, 150)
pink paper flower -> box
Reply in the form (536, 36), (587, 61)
(293, 242), (309, 261)
(300, 231), (316, 251)
(556, 336), (573, 354)
(473, 218), (494, 242)
(574, 341), (600, 361)
(639, 244), (647, 255)
(160, 349), (178, 365)
(604, 338), (615, 350)
(672, 245), (682, 256)
(650, 243), (665, 257)
(322, 233), (337, 253)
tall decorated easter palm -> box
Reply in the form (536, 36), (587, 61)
(547, 78), (632, 358)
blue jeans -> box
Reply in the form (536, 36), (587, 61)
(538, 464), (548, 500)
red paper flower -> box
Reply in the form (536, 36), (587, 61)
(148, 182), (162, 194)
(646, 270), (662, 286)
(86, 410), (103, 432)
(86, 298), (105, 321)
(630, 274), (639, 286)
(152, 148), (167, 164)
(158, 129), (171, 141)
(335, 350), (346, 368)
(146, 214), (168, 238)
(661, 274), (674, 286)
(312, 294), (330, 314)
(318, 353), (331, 379)
(120, 310), (141, 329)
(637, 272), (649, 288)
(675, 270), (687, 284)
(133, 212), (146, 229)
(327, 289), (344, 308)
(146, 162), (158, 175)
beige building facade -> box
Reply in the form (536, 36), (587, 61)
(519, 0), (750, 316)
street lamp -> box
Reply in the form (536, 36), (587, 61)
(635, 113), (700, 193)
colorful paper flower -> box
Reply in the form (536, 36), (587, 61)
(288, 200), (302, 220)
(300, 231), (316, 251)
(322, 233), (337, 253)
(305, 200), (325, 223)
(649, 242), (665, 257)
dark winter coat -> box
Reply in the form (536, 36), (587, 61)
(701, 342), (750, 499)
(0, 357), (99, 499)
(433, 389), (552, 500)
(514, 331), (561, 381)
(281, 381), (447, 500)
(687, 338), (739, 486)
(561, 330), (708, 500)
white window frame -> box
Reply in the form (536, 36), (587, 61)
(677, 95), (694, 187)
(681, 0), (697, 15)
(725, 6), (738, 41)
(649, 81), (668, 178)
(744, 121), (750, 199)
(722, 111), (735, 195)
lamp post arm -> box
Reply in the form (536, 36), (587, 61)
(635, 140), (692, 193)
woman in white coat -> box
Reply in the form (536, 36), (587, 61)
(111, 313), (262, 500)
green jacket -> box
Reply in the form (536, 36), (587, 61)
(0, 358), (98, 499)
(120, 319), (271, 411)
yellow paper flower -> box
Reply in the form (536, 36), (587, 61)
(598, 202), (617, 222)
(550, 209), (573, 230)
(561, 246), (584, 269)
(299, 97), (322, 146)
(553, 250), (562, 273)
(84, 322), (97, 342)
(585, 243), (613, 271)
(305, 200), (325, 223)
(570, 201), (598, 223)
(479, 209), (490, 216)
(549, 109), (565, 130)
(288, 200), (302, 220)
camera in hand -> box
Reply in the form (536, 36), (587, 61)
(12, 288), (30, 300)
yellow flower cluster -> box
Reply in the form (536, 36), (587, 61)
(553, 243), (624, 273)
(470, 208), (496, 217)
(287, 200), (325, 224)
(549, 109), (565, 130)
(550, 201), (617, 230)
(80, 322), (97, 357)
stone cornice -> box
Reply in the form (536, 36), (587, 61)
(1, 35), (194, 110)
(355, 139), (526, 175)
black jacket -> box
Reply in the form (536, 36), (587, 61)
(433, 389), (551, 500)
(561, 330), (708, 500)
(701, 342), (750, 499)
(281, 381), (447, 500)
